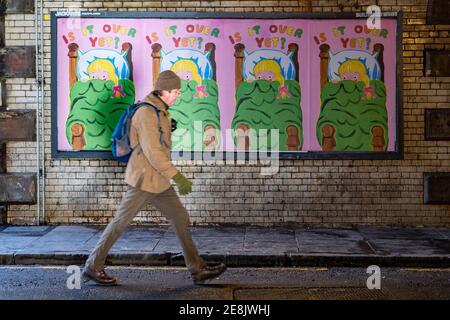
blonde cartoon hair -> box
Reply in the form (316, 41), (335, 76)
(338, 60), (370, 87)
(171, 60), (202, 85)
(253, 59), (285, 85)
(87, 59), (119, 85)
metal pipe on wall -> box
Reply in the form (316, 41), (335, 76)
(40, 0), (45, 224)
(34, 0), (45, 225)
(34, 0), (40, 225)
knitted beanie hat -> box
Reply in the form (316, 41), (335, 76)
(153, 70), (181, 92)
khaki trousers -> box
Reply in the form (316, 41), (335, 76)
(85, 185), (205, 274)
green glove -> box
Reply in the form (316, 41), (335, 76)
(173, 171), (193, 195)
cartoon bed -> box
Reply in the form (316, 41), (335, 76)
(65, 42), (135, 151)
(316, 43), (388, 152)
(151, 43), (221, 151)
(231, 43), (302, 152)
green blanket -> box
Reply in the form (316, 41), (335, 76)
(316, 80), (388, 151)
(66, 79), (135, 150)
(169, 79), (221, 151)
(231, 80), (302, 151)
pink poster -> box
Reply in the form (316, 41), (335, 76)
(53, 13), (399, 156)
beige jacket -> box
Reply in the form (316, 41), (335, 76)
(124, 93), (178, 193)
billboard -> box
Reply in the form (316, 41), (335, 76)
(51, 12), (402, 160)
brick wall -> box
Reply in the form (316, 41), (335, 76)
(4, 0), (450, 227)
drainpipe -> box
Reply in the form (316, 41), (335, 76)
(40, 0), (45, 225)
(34, 0), (40, 225)
(34, 0), (45, 225)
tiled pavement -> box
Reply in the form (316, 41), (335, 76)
(0, 225), (448, 267)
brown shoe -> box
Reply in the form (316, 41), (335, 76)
(192, 263), (227, 285)
(82, 266), (117, 286)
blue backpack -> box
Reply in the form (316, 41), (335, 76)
(112, 101), (162, 163)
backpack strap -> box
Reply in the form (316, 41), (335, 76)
(135, 101), (164, 146)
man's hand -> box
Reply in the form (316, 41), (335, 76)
(173, 171), (193, 195)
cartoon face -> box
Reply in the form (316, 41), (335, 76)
(340, 71), (361, 82)
(255, 70), (275, 81)
(175, 70), (193, 81)
(89, 70), (110, 81)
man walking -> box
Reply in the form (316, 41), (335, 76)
(82, 70), (226, 286)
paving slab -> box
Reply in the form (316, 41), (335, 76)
(0, 226), (54, 252)
(196, 238), (244, 253)
(0, 226), (54, 236)
(297, 239), (374, 255)
(163, 227), (245, 243)
(244, 227), (298, 253)
(155, 230), (240, 251)
(358, 227), (448, 240)
(17, 226), (99, 253)
(147, 226), (246, 253)
(245, 227), (296, 240)
(0, 236), (44, 252)
(153, 235), (183, 253)
(295, 228), (364, 241)
(106, 252), (170, 266)
(112, 228), (166, 252)
(80, 227), (166, 253)
(366, 239), (450, 256)
(191, 227), (246, 238)
(294, 229), (372, 255)
(436, 229), (449, 240)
